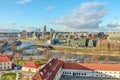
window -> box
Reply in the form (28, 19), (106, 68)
(44, 69), (46, 72)
(49, 63), (51, 66)
(8, 66), (10, 69)
(40, 72), (43, 76)
(82, 73), (84, 75)
(84, 73), (86, 75)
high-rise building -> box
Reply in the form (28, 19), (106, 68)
(50, 28), (53, 38)
(42, 25), (47, 38)
(43, 25), (46, 34)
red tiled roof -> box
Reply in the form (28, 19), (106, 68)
(0, 54), (12, 62)
(32, 58), (63, 80)
(23, 62), (40, 68)
(32, 58), (120, 80)
(63, 62), (120, 71)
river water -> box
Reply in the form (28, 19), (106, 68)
(19, 41), (120, 64)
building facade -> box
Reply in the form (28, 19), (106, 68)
(22, 62), (40, 73)
(32, 58), (120, 80)
(67, 38), (86, 47)
(107, 33), (120, 41)
(0, 54), (13, 70)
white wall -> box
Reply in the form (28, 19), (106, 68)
(0, 61), (12, 70)
(22, 67), (39, 72)
(61, 69), (120, 78)
(53, 67), (62, 80)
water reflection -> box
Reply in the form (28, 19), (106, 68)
(20, 41), (120, 64)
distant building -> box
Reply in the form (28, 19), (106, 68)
(107, 33), (120, 41)
(0, 54), (13, 70)
(22, 30), (27, 37)
(88, 40), (94, 47)
(43, 26), (46, 33)
(32, 58), (120, 80)
(42, 26), (47, 38)
(67, 38), (86, 47)
(22, 62), (40, 72)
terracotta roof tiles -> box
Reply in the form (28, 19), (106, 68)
(63, 62), (120, 71)
(0, 54), (12, 62)
(23, 62), (40, 68)
(32, 58), (120, 80)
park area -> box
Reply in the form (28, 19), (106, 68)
(0, 73), (16, 80)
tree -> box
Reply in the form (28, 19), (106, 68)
(9, 45), (17, 56)
(0, 47), (5, 54)
(43, 50), (51, 60)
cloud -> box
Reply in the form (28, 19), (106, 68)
(107, 21), (120, 28)
(52, 2), (107, 30)
(45, 6), (53, 11)
(16, 0), (32, 5)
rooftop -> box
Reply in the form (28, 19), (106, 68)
(0, 54), (12, 62)
(32, 58), (63, 80)
(32, 58), (120, 80)
(63, 62), (120, 71)
(23, 62), (40, 68)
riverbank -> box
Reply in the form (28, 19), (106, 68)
(17, 38), (120, 56)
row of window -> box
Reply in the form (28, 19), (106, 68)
(0, 63), (10, 65)
(62, 72), (86, 76)
(0, 66), (10, 69)
(62, 71), (120, 78)
(93, 71), (120, 74)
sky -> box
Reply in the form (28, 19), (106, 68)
(0, 0), (120, 32)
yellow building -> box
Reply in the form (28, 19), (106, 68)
(107, 33), (120, 41)
(22, 62), (40, 72)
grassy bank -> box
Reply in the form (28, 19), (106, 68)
(17, 38), (43, 45)
(14, 60), (47, 66)
(54, 47), (94, 53)
(17, 38), (94, 53)
(0, 73), (16, 80)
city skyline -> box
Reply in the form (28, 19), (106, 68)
(0, 0), (120, 32)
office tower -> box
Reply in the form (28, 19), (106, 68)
(50, 28), (53, 38)
(43, 25), (46, 34)
(42, 25), (47, 38)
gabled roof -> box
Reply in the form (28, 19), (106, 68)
(32, 58), (120, 80)
(0, 54), (12, 62)
(23, 62), (40, 68)
(32, 58), (63, 80)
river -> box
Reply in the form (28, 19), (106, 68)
(19, 41), (120, 64)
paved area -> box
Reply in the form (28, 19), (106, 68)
(60, 75), (120, 80)
(17, 70), (35, 80)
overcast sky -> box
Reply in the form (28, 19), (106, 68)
(0, 0), (120, 32)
